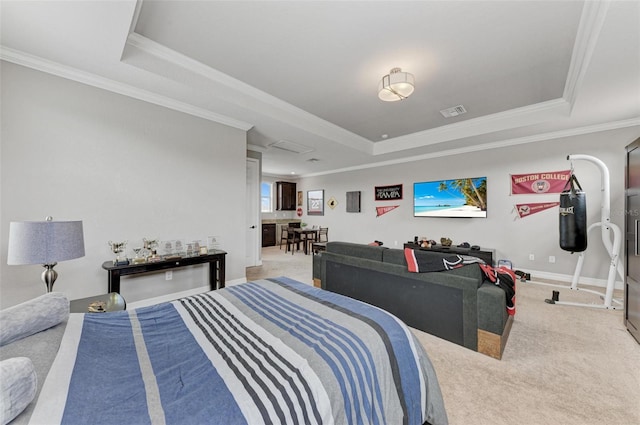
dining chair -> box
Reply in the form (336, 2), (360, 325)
(318, 227), (329, 242)
(279, 225), (289, 250)
(304, 228), (319, 255)
(285, 227), (301, 255)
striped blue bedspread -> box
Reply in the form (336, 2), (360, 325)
(30, 277), (447, 425)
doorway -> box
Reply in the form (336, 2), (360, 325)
(245, 158), (261, 267)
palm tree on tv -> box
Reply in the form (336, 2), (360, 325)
(438, 178), (487, 210)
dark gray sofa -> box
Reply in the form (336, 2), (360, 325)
(313, 241), (513, 359)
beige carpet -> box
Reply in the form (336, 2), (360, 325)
(248, 247), (640, 425)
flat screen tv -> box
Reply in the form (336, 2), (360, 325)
(413, 177), (487, 218)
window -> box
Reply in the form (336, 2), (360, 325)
(261, 182), (272, 212)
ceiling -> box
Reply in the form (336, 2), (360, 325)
(1, 1), (639, 177)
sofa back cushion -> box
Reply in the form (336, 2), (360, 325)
(445, 263), (484, 285)
(383, 248), (457, 265)
(383, 248), (483, 286)
(325, 242), (387, 262)
(381, 248), (406, 265)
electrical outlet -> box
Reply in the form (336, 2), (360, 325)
(529, 254), (535, 261)
(549, 256), (556, 263)
(165, 271), (173, 280)
(394, 240), (398, 246)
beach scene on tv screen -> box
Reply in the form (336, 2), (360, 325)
(414, 177), (487, 217)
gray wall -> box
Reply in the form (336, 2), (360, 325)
(1, 62), (247, 308)
(297, 126), (640, 286)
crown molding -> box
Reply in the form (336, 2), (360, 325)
(127, 0), (144, 38)
(0, 46), (253, 131)
(563, 0), (611, 110)
(302, 118), (640, 178)
(1, 0), (619, 168)
(247, 144), (268, 153)
(125, 32), (582, 158)
(374, 2), (611, 157)
(125, 33), (373, 154)
(373, 98), (570, 155)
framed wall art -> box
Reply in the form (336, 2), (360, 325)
(346, 191), (361, 212)
(375, 184), (403, 201)
(307, 190), (324, 215)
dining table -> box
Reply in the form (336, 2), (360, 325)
(293, 228), (319, 255)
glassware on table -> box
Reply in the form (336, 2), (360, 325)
(108, 240), (128, 265)
(132, 246), (145, 264)
(143, 238), (160, 262)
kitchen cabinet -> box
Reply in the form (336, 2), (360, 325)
(262, 223), (276, 247)
(276, 181), (297, 211)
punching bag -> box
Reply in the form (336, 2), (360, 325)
(559, 173), (587, 252)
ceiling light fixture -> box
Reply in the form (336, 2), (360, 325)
(378, 67), (415, 102)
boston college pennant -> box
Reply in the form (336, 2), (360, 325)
(514, 202), (560, 219)
(511, 170), (571, 194)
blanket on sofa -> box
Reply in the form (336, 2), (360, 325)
(404, 248), (516, 315)
(28, 277), (447, 425)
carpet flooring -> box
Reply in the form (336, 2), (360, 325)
(247, 246), (640, 425)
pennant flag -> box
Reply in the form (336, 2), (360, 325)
(376, 205), (399, 217)
(511, 170), (571, 194)
(515, 202), (560, 218)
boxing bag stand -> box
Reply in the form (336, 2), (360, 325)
(538, 154), (623, 309)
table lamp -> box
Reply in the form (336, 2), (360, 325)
(7, 216), (85, 292)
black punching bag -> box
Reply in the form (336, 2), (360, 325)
(559, 173), (587, 253)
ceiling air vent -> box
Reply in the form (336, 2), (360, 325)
(267, 140), (315, 155)
(440, 105), (467, 118)
(307, 158), (320, 162)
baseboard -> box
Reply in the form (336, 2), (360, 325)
(477, 315), (514, 360)
(226, 277), (247, 287)
(518, 268), (624, 290)
(127, 285), (210, 309)
(126, 277), (246, 309)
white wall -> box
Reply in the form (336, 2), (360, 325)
(1, 62), (247, 308)
(297, 126), (640, 286)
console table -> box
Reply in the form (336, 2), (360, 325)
(101, 249), (226, 294)
(404, 243), (495, 266)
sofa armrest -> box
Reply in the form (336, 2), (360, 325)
(312, 252), (323, 284)
(477, 283), (508, 334)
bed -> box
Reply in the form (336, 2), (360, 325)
(1, 277), (448, 425)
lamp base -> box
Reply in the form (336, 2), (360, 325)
(41, 263), (58, 292)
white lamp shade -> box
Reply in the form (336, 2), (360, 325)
(7, 220), (85, 265)
(378, 68), (415, 101)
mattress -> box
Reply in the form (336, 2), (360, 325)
(5, 277), (448, 425)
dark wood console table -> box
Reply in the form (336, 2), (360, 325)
(101, 249), (226, 294)
(404, 243), (495, 266)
